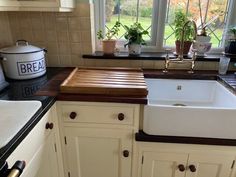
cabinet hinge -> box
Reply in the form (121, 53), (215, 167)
(142, 156), (144, 164)
(231, 160), (235, 169)
(68, 172), (71, 177)
(54, 143), (57, 152)
(64, 136), (67, 145)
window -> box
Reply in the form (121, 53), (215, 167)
(94, 0), (236, 53)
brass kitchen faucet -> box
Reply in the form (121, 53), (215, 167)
(163, 20), (198, 73)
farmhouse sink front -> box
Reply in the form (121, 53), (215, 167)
(0, 100), (42, 148)
(143, 79), (236, 139)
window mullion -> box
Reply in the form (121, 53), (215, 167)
(100, 0), (106, 36)
(185, 0), (190, 15)
(94, 0), (105, 51)
(117, 0), (121, 22)
(221, 0), (235, 48)
(204, 0), (210, 24)
(136, 0), (140, 22)
(155, 0), (168, 51)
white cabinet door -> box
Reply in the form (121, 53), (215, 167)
(21, 132), (60, 177)
(64, 127), (133, 177)
(142, 152), (188, 177)
(7, 105), (64, 177)
(141, 151), (234, 177)
(186, 153), (235, 177)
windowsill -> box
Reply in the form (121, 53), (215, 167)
(82, 52), (236, 62)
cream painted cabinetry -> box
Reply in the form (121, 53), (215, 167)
(7, 104), (64, 177)
(135, 142), (236, 177)
(57, 101), (140, 177)
(0, 0), (75, 12)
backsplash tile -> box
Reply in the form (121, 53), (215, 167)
(0, 12), (12, 48)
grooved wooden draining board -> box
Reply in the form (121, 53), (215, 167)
(60, 68), (148, 97)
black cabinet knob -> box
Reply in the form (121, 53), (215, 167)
(178, 164), (185, 172)
(45, 122), (54, 130)
(69, 112), (77, 119)
(118, 113), (125, 121)
(123, 150), (129, 157)
(189, 165), (196, 172)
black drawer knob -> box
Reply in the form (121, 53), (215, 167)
(118, 113), (125, 121)
(70, 112), (77, 119)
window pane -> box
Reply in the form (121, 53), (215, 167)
(105, 0), (153, 41)
(204, 0), (228, 47)
(137, 0), (153, 41)
(164, 0), (229, 48)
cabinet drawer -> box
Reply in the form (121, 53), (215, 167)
(60, 102), (135, 125)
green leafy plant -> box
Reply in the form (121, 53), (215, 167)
(229, 27), (236, 41)
(174, 10), (194, 41)
(124, 22), (149, 47)
(97, 21), (121, 40)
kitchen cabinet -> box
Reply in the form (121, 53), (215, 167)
(57, 101), (140, 177)
(136, 142), (236, 177)
(6, 104), (64, 177)
(0, 0), (75, 12)
(142, 152), (188, 177)
(64, 127), (132, 177)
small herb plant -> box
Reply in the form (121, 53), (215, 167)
(97, 21), (121, 40)
(124, 22), (149, 47)
(174, 10), (194, 41)
(229, 27), (236, 41)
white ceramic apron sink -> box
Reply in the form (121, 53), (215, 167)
(144, 79), (236, 139)
(0, 40), (46, 80)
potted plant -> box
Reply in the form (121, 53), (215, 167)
(97, 21), (121, 55)
(225, 27), (236, 54)
(124, 22), (149, 55)
(174, 10), (194, 55)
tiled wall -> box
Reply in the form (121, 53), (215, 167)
(0, 12), (12, 48)
(5, 2), (94, 67)
(0, 2), (235, 70)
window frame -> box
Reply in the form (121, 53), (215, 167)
(94, 0), (236, 54)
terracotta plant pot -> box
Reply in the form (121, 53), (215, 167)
(175, 40), (192, 55)
(102, 39), (116, 55)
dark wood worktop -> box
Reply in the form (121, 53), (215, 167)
(136, 130), (236, 146)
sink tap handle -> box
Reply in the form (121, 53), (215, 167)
(192, 49), (197, 61)
(165, 49), (172, 58)
(188, 49), (197, 74)
(163, 49), (172, 73)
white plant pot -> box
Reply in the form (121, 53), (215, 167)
(192, 41), (212, 56)
(128, 44), (141, 55)
(196, 35), (211, 43)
